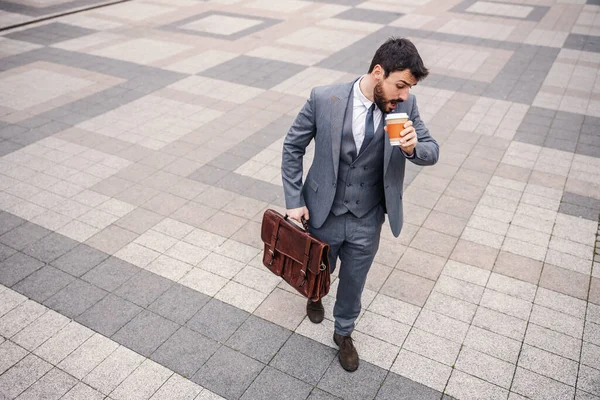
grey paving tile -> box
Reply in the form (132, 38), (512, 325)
(577, 143), (600, 158)
(578, 365), (600, 396)
(0, 125), (28, 141)
(214, 171), (256, 194)
(584, 320), (600, 346)
(22, 232), (78, 264)
(112, 310), (179, 357)
(201, 55), (306, 90)
(51, 244), (109, 277)
(494, 251), (543, 285)
(545, 136), (577, 153)
(114, 207), (164, 234)
(558, 203), (599, 221)
(6, 22), (95, 45)
(186, 298), (249, 343)
(0, 253), (44, 287)
(376, 372), (442, 399)
(114, 269), (173, 308)
(0, 222), (51, 251)
(149, 283), (210, 325)
(0, 354), (52, 399)
(0, 212), (25, 236)
(151, 326), (219, 379)
(590, 278), (600, 306)
(85, 225), (138, 255)
(514, 131), (546, 147)
(455, 346), (515, 389)
(44, 279), (108, 319)
(192, 346), (264, 400)
(464, 325), (521, 364)
(570, 181), (600, 207)
(0, 341), (28, 375)
(226, 315), (291, 364)
(81, 256), (141, 292)
(207, 153), (250, 172)
(76, 294), (141, 337)
(241, 366), (313, 400)
(188, 165), (230, 185)
(16, 367), (78, 400)
(13, 265), (75, 303)
(539, 264), (589, 300)
(318, 359), (387, 400)
(334, 7), (401, 24)
(270, 333), (337, 386)
(307, 388), (342, 400)
(512, 366), (574, 399)
(380, 270), (435, 307)
(451, 239), (499, 271)
(564, 33), (600, 53)
(241, 179), (283, 204)
(0, 243), (17, 263)
(61, 382), (105, 400)
(575, 390), (600, 400)
(445, 369), (509, 400)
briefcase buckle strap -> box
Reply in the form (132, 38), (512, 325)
(267, 219), (282, 266)
(267, 248), (275, 266)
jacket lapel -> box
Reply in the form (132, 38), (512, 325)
(383, 120), (392, 177)
(330, 81), (355, 181)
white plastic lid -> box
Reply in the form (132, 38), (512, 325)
(385, 112), (408, 121)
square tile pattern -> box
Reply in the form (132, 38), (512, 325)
(0, 0), (599, 399)
(162, 11), (281, 40)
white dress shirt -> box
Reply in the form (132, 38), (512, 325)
(352, 76), (382, 151)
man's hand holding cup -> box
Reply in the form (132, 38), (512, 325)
(384, 113), (416, 157)
(399, 120), (417, 156)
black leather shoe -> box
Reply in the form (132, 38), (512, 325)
(333, 332), (359, 372)
(306, 299), (324, 324)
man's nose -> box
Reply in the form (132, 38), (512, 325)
(398, 89), (409, 102)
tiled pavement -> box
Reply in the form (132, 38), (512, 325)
(0, 0), (123, 31)
(0, 0), (600, 399)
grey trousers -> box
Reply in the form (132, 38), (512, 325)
(309, 204), (385, 336)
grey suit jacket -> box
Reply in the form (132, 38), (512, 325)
(282, 80), (439, 237)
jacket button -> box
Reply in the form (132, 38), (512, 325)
(344, 200), (349, 204)
(347, 183), (351, 187)
(360, 183), (364, 187)
(356, 200), (360, 204)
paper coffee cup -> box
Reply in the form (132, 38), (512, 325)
(385, 113), (408, 146)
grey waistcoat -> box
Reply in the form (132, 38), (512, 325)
(330, 93), (385, 218)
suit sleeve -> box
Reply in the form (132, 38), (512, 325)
(281, 88), (317, 209)
(404, 95), (439, 166)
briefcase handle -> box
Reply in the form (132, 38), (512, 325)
(284, 214), (309, 231)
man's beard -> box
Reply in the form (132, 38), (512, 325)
(373, 81), (400, 113)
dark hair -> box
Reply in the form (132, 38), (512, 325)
(368, 37), (429, 81)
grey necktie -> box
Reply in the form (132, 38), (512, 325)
(359, 103), (375, 154)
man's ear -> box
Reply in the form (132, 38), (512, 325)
(372, 64), (385, 81)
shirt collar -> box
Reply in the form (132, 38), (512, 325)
(354, 76), (374, 110)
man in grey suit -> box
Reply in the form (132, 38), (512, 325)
(282, 38), (439, 372)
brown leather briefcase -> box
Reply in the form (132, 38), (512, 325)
(261, 209), (331, 301)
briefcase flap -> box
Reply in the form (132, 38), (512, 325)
(261, 209), (327, 276)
